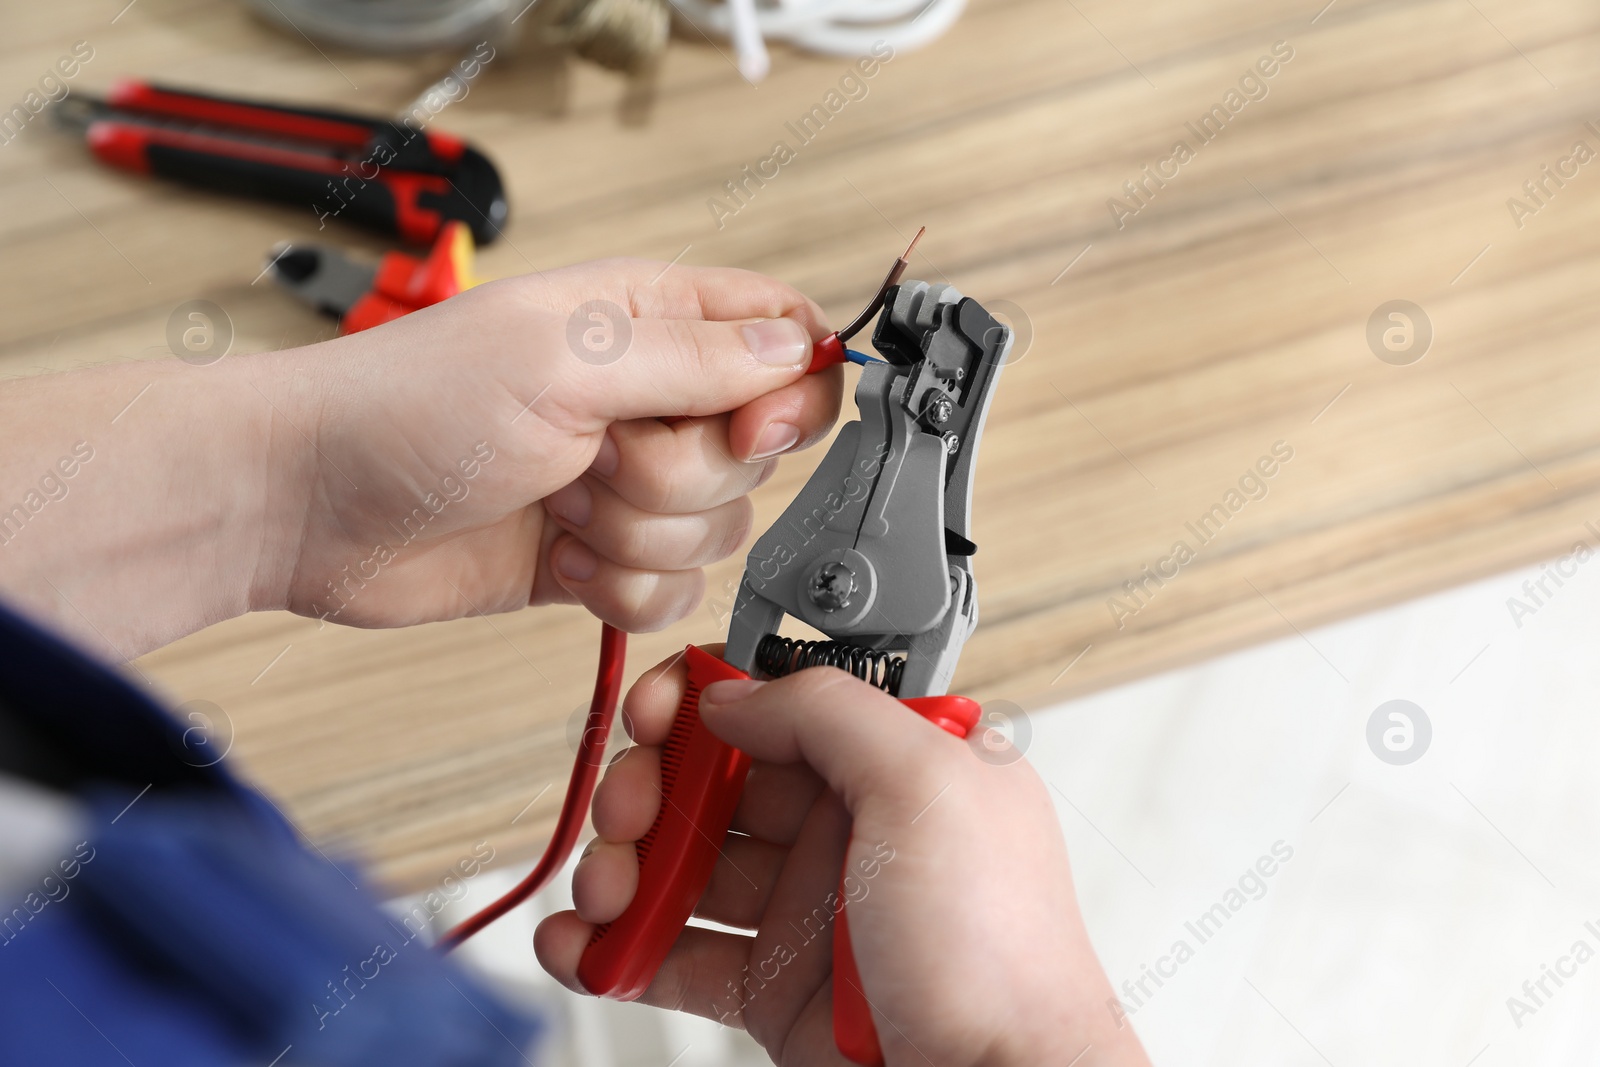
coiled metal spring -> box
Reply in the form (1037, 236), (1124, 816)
(754, 635), (905, 696)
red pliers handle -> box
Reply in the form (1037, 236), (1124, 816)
(576, 645), (979, 1067)
(833, 694), (980, 1065)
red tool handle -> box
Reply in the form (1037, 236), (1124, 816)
(577, 645), (753, 1000)
(85, 119), (455, 244)
(81, 80), (505, 246)
(104, 79), (469, 168)
(832, 879), (879, 1063)
(573, 639), (980, 1066)
(106, 79), (376, 149)
(833, 694), (982, 1066)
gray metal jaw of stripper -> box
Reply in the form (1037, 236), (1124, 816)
(723, 281), (1013, 698)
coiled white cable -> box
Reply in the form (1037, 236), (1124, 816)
(241, 0), (517, 53)
(670, 0), (966, 81)
(241, 0), (963, 81)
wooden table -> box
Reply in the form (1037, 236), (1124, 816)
(5, 0), (1599, 890)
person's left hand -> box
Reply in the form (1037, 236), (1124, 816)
(250, 259), (841, 631)
(534, 648), (1151, 1067)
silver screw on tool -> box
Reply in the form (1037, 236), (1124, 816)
(941, 431), (961, 454)
(807, 561), (857, 612)
(923, 394), (954, 425)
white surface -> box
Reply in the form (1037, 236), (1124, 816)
(424, 553), (1600, 1066)
(1036, 554), (1600, 1067)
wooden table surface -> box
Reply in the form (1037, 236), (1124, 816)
(5, 0), (1599, 891)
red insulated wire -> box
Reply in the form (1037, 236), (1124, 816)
(436, 622), (627, 952)
(807, 225), (925, 374)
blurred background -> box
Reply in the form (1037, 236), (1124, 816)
(5, 0), (1600, 1062)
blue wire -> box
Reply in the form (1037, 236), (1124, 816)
(844, 348), (882, 365)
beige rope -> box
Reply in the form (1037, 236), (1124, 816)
(531, 0), (670, 74)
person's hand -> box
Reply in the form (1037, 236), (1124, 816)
(253, 259), (841, 631)
(534, 650), (1152, 1067)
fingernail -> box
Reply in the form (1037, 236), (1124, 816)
(590, 432), (620, 478)
(749, 422), (800, 461)
(702, 678), (765, 706)
(579, 839), (599, 861)
(546, 480), (593, 527)
(608, 747), (631, 767)
(742, 318), (810, 366)
(555, 540), (598, 582)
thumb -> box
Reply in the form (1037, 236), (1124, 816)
(698, 668), (964, 819)
(561, 313), (818, 422)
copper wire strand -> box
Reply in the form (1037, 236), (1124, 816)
(837, 226), (925, 342)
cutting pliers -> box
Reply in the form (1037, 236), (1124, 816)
(266, 220), (478, 334)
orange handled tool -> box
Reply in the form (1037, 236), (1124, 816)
(266, 219), (478, 334)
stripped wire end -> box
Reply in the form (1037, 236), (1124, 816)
(837, 225), (928, 343)
(806, 226), (928, 374)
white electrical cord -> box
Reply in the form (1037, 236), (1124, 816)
(725, 0), (772, 81)
(670, 0), (966, 79)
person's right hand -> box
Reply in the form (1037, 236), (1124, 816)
(535, 651), (1151, 1067)
(0, 261), (841, 658)
(254, 260), (842, 634)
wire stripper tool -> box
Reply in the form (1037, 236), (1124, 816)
(426, 232), (1010, 1066)
(577, 273), (1012, 1065)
